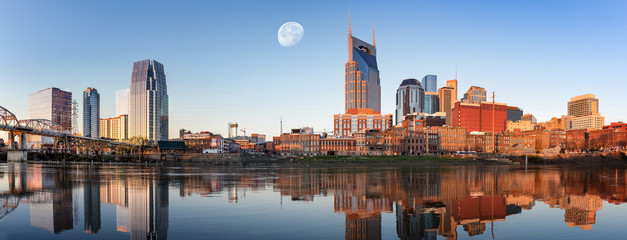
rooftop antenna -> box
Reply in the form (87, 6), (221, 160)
(373, 23), (376, 48)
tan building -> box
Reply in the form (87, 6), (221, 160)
(99, 115), (128, 140)
(521, 113), (537, 124)
(438, 87), (455, 126)
(572, 113), (605, 130)
(462, 86), (486, 104)
(539, 115), (573, 130)
(568, 94), (599, 117)
(507, 120), (535, 132)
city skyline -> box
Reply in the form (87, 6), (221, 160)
(1, 1), (626, 139)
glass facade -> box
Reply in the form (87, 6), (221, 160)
(28, 87), (72, 131)
(424, 92), (440, 114)
(83, 88), (100, 138)
(129, 59), (168, 141)
(421, 75), (437, 93)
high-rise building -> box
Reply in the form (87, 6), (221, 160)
(334, 14), (391, 136)
(129, 59), (169, 141)
(116, 88), (130, 116)
(424, 92), (440, 114)
(29, 87), (73, 131)
(438, 87), (454, 126)
(462, 86), (486, 104)
(568, 94), (599, 117)
(395, 79), (424, 124)
(345, 15), (380, 114)
(421, 74), (437, 93)
(83, 88), (100, 138)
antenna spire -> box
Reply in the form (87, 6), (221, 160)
(373, 23), (376, 48)
(348, 9), (352, 35)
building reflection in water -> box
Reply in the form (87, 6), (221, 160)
(4, 163), (627, 239)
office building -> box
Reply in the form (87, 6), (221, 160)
(572, 113), (605, 130)
(451, 101), (508, 133)
(28, 87), (72, 131)
(83, 88), (100, 138)
(100, 115), (128, 140)
(568, 94), (599, 117)
(345, 16), (380, 113)
(395, 79), (424, 124)
(438, 87), (455, 125)
(424, 92), (439, 114)
(462, 86), (486, 104)
(421, 74), (437, 93)
(507, 120), (535, 132)
(129, 59), (169, 141)
(116, 88), (130, 116)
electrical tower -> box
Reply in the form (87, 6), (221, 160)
(72, 100), (79, 135)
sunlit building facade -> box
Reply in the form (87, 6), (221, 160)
(116, 88), (130, 116)
(129, 59), (169, 141)
(100, 115), (128, 140)
(345, 18), (380, 113)
(461, 86), (486, 104)
(568, 94), (599, 118)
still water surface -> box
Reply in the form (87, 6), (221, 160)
(0, 163), (625, 239)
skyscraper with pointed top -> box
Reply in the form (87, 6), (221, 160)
(345, 12), (381, 114)
(335, 13), (392, 136)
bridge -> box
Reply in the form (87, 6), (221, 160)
(1, 105), (135, 160)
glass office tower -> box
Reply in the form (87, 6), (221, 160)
(83, 87), (100, 138)
(28, 87), (73, 131)
(116, 88), (130, 116)
(129, 59), (169, 141)
(421, 75), (437, 93)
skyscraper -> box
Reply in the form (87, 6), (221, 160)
(129, 59), (169, 141)
(116, 88), (130, 116)
(568, 94), (599, 117)
(83, 87), (100, 138)
(345, 14), (380, 114)
(446, 80), (458, 102)
(424, 92), (440, 114)
(28, 87), (72, 131)
(395, 79), (424, 124)
(421, 75), (437, 93)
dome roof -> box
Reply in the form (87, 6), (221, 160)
(399, 78), (421, 87)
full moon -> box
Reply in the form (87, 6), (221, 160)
(277, 22), (304, 47)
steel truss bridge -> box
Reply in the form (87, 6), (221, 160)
(0, 105), (134, 151)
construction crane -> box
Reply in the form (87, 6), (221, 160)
(240, 128), (246, 137)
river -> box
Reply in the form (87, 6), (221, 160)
(0, 162), (625, 239)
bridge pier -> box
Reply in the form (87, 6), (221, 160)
(7, 150), (27, 162)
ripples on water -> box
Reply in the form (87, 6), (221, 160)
(0, 163), (625, 239)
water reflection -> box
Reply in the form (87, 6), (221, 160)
(0, 163), (626, 239)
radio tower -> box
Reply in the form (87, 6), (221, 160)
(72, 100), (79, 135)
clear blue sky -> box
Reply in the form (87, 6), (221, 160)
(1, 0), (625, 139)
